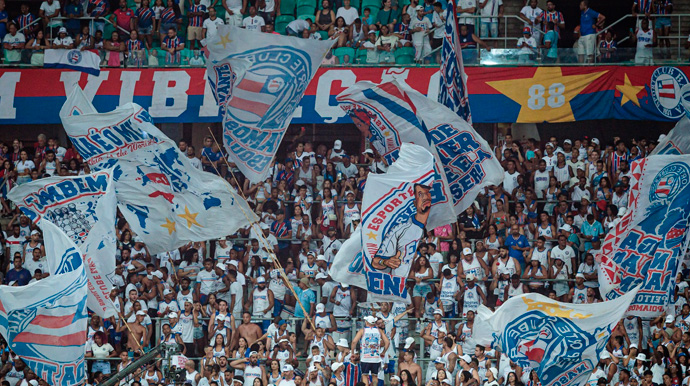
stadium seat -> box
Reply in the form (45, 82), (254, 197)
(350, 0), (360, 9)
(297, 13), (314, 21)
(398, 0), (410, 8)
(318, 30), (329, 40)
(394, 46), (415, 64)
(280, 0), (297, 16)
(361, 0), (380, 17)
(275, 15), (295, 34)
(355, 47), (368, 64)
(333, 47), (355, 64)
(296, 0), (316, 17)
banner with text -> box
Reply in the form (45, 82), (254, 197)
(0, 66), (688, 124)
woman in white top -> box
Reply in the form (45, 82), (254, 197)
(14, 150), (34, 185)
(86, 331), (116, 375)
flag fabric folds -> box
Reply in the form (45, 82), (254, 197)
(337, 80), (503, 229)
(651, 116), (690, 155)
(8, 170), (118, 318)
(44, 49), (101, 76)
(597, 155), (690, 317)
(206, 26), (333, 184)
(474, 288), (639, 386)
(60, 86), (256, 255)
(0, 221), (88, 386)
(330, 143), (435, 302)
(439, 0), (472, 123)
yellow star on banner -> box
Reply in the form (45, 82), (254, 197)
(366, 231), (377, 240)
(616, 73), (645, 107)
(161, 218), (176, 235)
(177, 206), (201, 228)
(215, 33), (232, 49)
(486, 67), (608, 123)
(522, 298), (591, 319)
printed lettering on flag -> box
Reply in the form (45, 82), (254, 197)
(330, 143), (435, 302)
(337, 80), (503, 229)
(0, 221), (88, 386)
(439, 0), (472, 123)
(8, 170), (118, 317)
(597, 155), (690, 317)
(60, 86), (256, 255)
(206, 26), (334, 183)
(474, 289), (639, 386)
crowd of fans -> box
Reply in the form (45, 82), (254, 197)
(0, 0), (684, 67)
(0, 129), (688, 386)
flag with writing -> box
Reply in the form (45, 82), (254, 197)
(337, 80), (502, 229)
(8, 170), (118, 318)
(0, 221), (88, 386)
(330, 143), (435, 302)
(60, 86), (256, 254)
(439, 0), (472, 123)
(597, 155), (690, 317)
(44, 48), (101, 76)
(206, 26), (333, 183)
(474, 288), (639, 386)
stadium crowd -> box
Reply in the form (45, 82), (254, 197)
(0, 0), (683, 66)
(0, 130), (687, 386)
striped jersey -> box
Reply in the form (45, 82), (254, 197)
(15, 13), (36, 37)
(343, 362), (361, 386)
(126, 38), (143, 51)
(609, 151), (629, 174)
(656, 0), (672, 14)
(188, 4), (206, 27)
(135, 6), (154, 27)
(163, 35), (182, 49)
(160, 7), (177, 23)
(634, 0), (653, 13)
(89, 0), (109, 17)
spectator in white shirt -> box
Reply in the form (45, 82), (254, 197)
(202, 7), (225, 43)
(336, 0), (359, 26)
(519, 0), (543, 43)
(479, 0), (502, 38)
(517, 27), (537, 64)
(242, 6), (265, 31)
(53, 27), (75, 48)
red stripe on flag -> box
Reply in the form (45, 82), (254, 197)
(30, 314), (74, 328)
(14, 331), (84, 346)
(228, 97), (271, 116)
(659, 91), (675, 98)
(237, 79), (264, 93)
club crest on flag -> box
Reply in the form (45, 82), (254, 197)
(650, 162), (690, 202)
(67, 50), (83, 65)
(650, 67), (689, 119)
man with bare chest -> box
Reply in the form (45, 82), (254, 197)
(398, 349), (422, 386)
(233, 311), (263, 347)
(118, 310), (148, 353)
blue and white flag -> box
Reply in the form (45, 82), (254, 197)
(337, 80), (503, 228)
(597, 155), (690, 317)
(0, 221), (88, 386)
(474, 288), (639, 386)
(206, 26), (333, 183)
(44, 49), (101, 76)
(8, 170), (118, 318)
(60, 86), (256, 255)
(439, 0), (472, 123)
(330, 143), (435, 302)
(652, 116), (690, 155)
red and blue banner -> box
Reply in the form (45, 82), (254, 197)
(0, 66), (687, 124)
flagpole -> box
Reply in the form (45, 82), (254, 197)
(112, 298), (146, 354)
(205, 128), (317, 332)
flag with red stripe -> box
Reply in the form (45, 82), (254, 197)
(206, 26), (334, 184)
(0, 221), (88, 386)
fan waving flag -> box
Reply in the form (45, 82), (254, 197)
(597, 155), (690, 317)
(206, 26), (334, 184)
(0, 221), (88, 386)
(60, 86), (256, 255)
(44, 48), (101, 76)
(439, 0), (472, 123)
(474, 288), (639, 386)
(8, 170), (118, 318)
(330, 143), (435, 302)
(337, 80), (502, 229)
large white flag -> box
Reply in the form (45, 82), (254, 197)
(8, 170), (118, 317)
(474, 288), (639, 386)
(0, 221), (88, 386)
(44, 48), (101, 76)
(60, 87), (256, 254)
(206, 26), (333, 183)
(597, 155), (690, 317)
(337, 80), (503, 228)
(652, 116), (690, 155)
(329, 143), (435, 302)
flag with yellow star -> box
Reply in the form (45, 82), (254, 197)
(330, 143), (435, 302)
(474, 288), (639, 386)
(60, 86), (257, 255)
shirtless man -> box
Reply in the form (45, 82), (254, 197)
(233, 311), (263, 348)
(117, 310), (147, 353)
(398, 349), (422, 386)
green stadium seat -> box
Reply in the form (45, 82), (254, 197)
(275, 15), (295, 34)
(296, 4), (316, 16)
(394, 46), (415, 64)
(318, 30), (329, 39)
(350, 0), (360, 9)
(361, 0), (380, 13)
(397, 0), (410, 7)
(355, 47), (368, 64)
(333, 47), (355, 64)
(297, 13), (314, 20)
(280, 0), (297, 16)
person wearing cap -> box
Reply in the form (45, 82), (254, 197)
(209, 298), (233, 344)
(458, 272), (486, 317)
(158, 287), (180, 317)
(598, 350), (618, 385)
(570, 272), (588, 304)
(305, 362), (325, 385)
(330, 281), (355, 342)
(327, 139), (347, 164)
(340, 189), (361, 237)
(612, 179), (629, 210)
(313, 302), (337, 334)
(351, 314), (389, 386)
(336, 153), (357, 179)
(270, 209), (293, 258)
(314, 217), (342, 266)
(246, 275), (274, 330)
(117, 309), (147, 353)
(229, 351), (266, 386)
(24, 230), (44, 261)
(161, 320), (186, 354)
(271, 336), (294, 369)
(331, 361), (346, 384)
(458, 244), (489, 286)
(457, 354), (480, 383)
(177, 300), (196, 356)
(516, 25), (537, 64)
(410, 4), (432, 62)
(287, 277), (316, 320)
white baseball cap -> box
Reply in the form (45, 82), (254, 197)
(317, 255), (327, 262)
(315, 272), (328, 280)
(591, 138), (600, 145)
(163, 289), (172, 296)
(260, 223), (270, 230)
(282, 364), (293, 372)
(216, 263), (227, 271)
(362, 149), (374, 155)
(316, 303), (325, 312)
(404, 337), (415, 349)
(136, 310), (147, 316)
(30, 230), (40, 236)
(666, 315), (675, 323)
(466, 273), (476, 281)
(337, 338), (349, 347)
(600, 351), (611, 360)
(462, 247), (472, 255)
(334, 140), (342, 150)
(152, 270), (163, 279)
(257, 276), (266, 283)
(559, 224), (572, 232)
(460, 354), (471, 363)
(168, 312), (178, 318)
(364, 315), (376, 324)
(563, 139), (572, 145)
(433, 308), (444, 315)
(331, 362), (344, 372)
